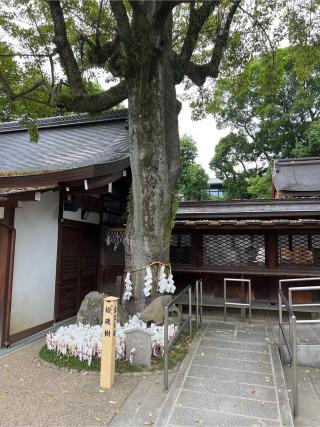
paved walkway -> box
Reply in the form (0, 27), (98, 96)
(0, 339), (139, 426)
(156, 321), (293, 427)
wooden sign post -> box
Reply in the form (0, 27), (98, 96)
(100, 296), (118, 389)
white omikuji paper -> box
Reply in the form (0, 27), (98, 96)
(46, 315), (178, 366)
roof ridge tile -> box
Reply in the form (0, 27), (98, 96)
(0, 109), (128, 133)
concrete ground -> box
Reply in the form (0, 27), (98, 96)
(2, 309), (319, 427)
(0, 338), (139, 427)
(109, 371), (170, 426)
(155, 320), (293, 427)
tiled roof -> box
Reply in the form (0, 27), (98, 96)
(175, 219), (320, 227)
(0, 109), (129, 177)
(273, 157), (320, 193)
(177, 199), (320, 219)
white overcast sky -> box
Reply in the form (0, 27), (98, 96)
(178, 102), (229, 176)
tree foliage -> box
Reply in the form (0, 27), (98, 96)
(207, 45), (320, 199)
(247, 170), (272, 199)
(178, 135), (209, 201)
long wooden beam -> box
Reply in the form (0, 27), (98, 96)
(3, 191), (42, 202)
(0, 198), (19, 208)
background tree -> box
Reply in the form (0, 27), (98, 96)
(247, 169), (272, 199)
(0, 0), (294, 310)
(207, 46), (320, 199)
(178, 135), (209, 201)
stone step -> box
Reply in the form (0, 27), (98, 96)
(155, 321), (294, 427)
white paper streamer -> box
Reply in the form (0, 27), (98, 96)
(123, 272), (133, 301)
(166, 273), (176, 293)
(158, 265), (168, 293)
(143, 266), (153, 297)
(46, 315), (178, 365)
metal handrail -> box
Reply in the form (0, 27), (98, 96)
(279, 288), (298, 417)
(279, 278), (320, 308)
(224, 278), (252, 323)
(288, 285), (320, 312)
(278, 280), (320, 418)
(164, 284), (192, 392)
(195, 279), (203, 329)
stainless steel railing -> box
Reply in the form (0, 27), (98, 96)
(164, 284), (192, 392)
(163, 281), (203, 392)
(195, 279), (203, 329)
(278, 278), (320, 418)
(224, 278), (252, 323)
(279, 288), (298, 417)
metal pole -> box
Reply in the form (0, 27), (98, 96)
(292, 315), (298, 418)
(195, 280), (199, 330)
(164, 306), (169, 392)
(279, 291), (283, 362)
(189, 286), (192, 339)
(249, 280), (252, 324)
(200, 279), (203, 324)
(240, 274), (246, 321)
(289, 312), (293, 368)
(289, 288), (293, 310)
(224, 278), (227, 322)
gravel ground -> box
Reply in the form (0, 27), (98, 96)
(0, 339), (140, 427)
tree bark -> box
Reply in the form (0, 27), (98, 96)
(124, 29), (180, 313)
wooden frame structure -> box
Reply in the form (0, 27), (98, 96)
(171, 220), (320, 307)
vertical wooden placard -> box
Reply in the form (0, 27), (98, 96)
(100, 296), (118, 388)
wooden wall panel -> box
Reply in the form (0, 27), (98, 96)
(0, 208), (15, 348)
(55, 220), (99, 321)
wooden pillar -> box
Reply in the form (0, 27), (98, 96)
(191, 229), (203, 268)
(265, 232), (278, 303)
(0, 208), (15, 348)
(265, 231), (278, 270)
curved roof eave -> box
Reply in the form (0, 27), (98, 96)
(0, 156), (130, 190)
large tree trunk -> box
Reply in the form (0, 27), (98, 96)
(124, 27), (180, 312)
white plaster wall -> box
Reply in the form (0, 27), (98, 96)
(63, 208), (100, 224)
(10, 191), (59, 335)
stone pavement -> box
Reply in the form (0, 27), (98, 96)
(155, 321), (293, 427)
(0, 338), (139, 427)
(109, 371), (169, 426)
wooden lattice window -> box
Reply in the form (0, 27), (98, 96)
(278, 234), (320, 267)
(81, 237), (98, 277)
(170, 233), (192, 264)
(60, 239), (81, 281)
(202, 234), (265, 267)
(103, 228), (125, 265)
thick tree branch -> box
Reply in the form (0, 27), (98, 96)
(178, 0), (241, 86)
(56, 80), (128, 113)
(87, 37), (119, 66)
(47, 0), (86, 96)
(154, 1), (184, 29)
(110, 0), (132, 52)
(175, 1), (219, 83)
(207, 0), (241, 73)
(95, 0), (104, 45)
